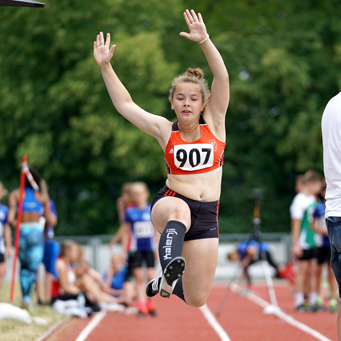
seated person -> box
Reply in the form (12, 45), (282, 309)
(74, 259), (117, 304)
(228, 240), (282, 288)
(51, 240), (100, 312)
(103, 253), (126, 299)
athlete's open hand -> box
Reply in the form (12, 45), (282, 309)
(94, 32), (116, 67)
(180, 9), (208, 43)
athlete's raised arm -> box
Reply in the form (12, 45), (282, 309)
(94, 32), (171, 150)
(180, 10), (229, 130)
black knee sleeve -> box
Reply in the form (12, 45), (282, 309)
(159, 220), (186, 271)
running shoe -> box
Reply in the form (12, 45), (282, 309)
(146, 257), (186, 299)
(21, 297), (33, 314)
(148, 307), (158, 317)
(146, 276), (162, 298)
(295, 303), (310, 312)
(160, 257), (185, 298)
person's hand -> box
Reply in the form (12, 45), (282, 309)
(6, 247), (11, 258)
(180, 9), (208, 43)
(93, 32), (116, 67)
(292, 244), (302, 258)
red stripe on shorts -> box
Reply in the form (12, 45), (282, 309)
(164, 189), (171, 196)
(216, 200), (220, 229)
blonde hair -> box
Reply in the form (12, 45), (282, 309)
(302, 170), (323, 184)
(169, 68), (210, 103)
(60, 240), (77, 257)
(130, 181), (149, 194)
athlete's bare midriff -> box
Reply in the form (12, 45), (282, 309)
(165, 167), (222, 202)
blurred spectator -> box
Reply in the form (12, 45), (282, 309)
(310, 180), (338, 312)
(51, 240), (100, 313)
(73, 259), (116, 304)
(123, 182), (158, 316)
(290, 170), (323, 311)
(109, 182), (133, 255)
(8, 167), (56, 312)
(227, 240), (282, 288)
(36, 179), (59, 305)
(0, 181), (11, 292)
(103, 253), (125, 297)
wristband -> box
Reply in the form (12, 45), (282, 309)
(199, 34), (209, 45)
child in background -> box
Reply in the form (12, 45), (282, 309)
(103, 253), (131, 303)
(311, 181), (338, 312)
(124, 182), (158, 316)
(291, 170), (323, 311)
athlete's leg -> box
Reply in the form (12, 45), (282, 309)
(316, 263), (323, 297)
(152, 197), (190, 267)
(133, 267), (147, 313)
(295, 260), (309, 308)
(328, 263), (339, 299)
(151, 197), (191, 234)
(180, 238), (218, 307)
(308, 258), (318, 307)
(76, 273), (116, 303)
(122, 280), (136, 306)
(17, 228), (44, 311)
(265, 251), (279, 272)
(0, 261), (6, 291)
(151, 197), (191, 296)
(45, 273), (54, 303)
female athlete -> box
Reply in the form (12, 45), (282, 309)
(94, 9), (229, 307)
(8, 167), (56, 311)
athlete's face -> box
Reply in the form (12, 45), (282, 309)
(68, 245), (79, 264)
(171, 82), (205, 123)
(131, 186), (149, 207)
(308, 181), (322, 196)
(111, 254), (122, 271)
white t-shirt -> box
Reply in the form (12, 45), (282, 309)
(290, 193), (315, 220)
(322, 92), (341, 217)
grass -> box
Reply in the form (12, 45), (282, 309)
(0, 283), (66, 341)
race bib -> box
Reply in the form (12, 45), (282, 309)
(174, 144), (214, 171)
(134, 221), (154, 238)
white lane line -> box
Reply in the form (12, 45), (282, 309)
(35, 316), (71, 341)
(75, 311), (106, 341)
(200, 304), (231, 341)
(229, 284), (332, 341)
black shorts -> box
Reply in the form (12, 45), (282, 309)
(316, 246), (331, 265)
(130, 251), (155, 269)
(298, 248), (317, 261)
(151, 186), (219, 241)
(0, 253), (4, 263)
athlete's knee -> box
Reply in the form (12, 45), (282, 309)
(169, 204), (190, 227)
(185, 295), (206, 308)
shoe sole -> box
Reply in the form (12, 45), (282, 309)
(160, 257), (185, 298)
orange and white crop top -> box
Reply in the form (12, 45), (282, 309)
(164, 116), (226, 175)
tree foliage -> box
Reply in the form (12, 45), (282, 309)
(0, 0), (340, 235)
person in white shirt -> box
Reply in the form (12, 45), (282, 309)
(290, 170), (322, 311)
(322, 92), (341, 340)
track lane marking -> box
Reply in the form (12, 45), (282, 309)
(200, 304), (231, 341)
(229, 284), (332, 341)
(75, 311), (106, 341)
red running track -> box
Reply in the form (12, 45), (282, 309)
(44, 284), (338, 341)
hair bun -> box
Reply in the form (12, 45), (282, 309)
(186, 68), (204, 80)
